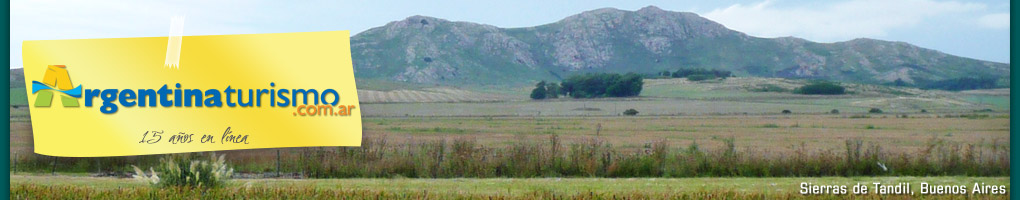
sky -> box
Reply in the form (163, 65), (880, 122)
(9, 0), (1011, 69)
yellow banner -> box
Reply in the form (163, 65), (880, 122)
(22, 31), (362, 157)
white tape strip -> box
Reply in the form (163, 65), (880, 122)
(164, 16), (185, 68)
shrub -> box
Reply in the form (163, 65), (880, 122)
(920, 109), (928, 113)
(672, 68), (731, 79)
(868, 108), (883, 114)
(795, 82), (846, 95)
(623, 109), (639, 116)
(749, 84), (788, 93)
(530, 81), (547, 100)
(686, 74), (714, 81)
(132, 153), (233, 188)
(781, 110), (792, 114)
(830, 109), (840, 114)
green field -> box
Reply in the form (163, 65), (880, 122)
(961, 95), (1010, 110)
(353, 77), (1008, 116)
(10, 175), (1010, 199)
(10, 87), (27, 106)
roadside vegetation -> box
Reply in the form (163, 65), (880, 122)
(131, 153), (233, 188)
(269, 136), (1010, 178)
(11, 134), (1008, 178)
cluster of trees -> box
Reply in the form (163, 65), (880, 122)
(661, 68), (732, 81)
(531, 73), (644, 99)
(891, 77), (1003, 91)
(794, 82), (846, 95)
(920, 77), (999, 91)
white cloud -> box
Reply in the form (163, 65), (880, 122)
(702, 0), (986, 42)
(978, 13), (1010, 29)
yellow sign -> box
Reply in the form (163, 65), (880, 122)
(22, 31), (362, 157)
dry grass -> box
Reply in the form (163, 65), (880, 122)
(359, 115), (1009, 154)
(357, 87), (515, 103)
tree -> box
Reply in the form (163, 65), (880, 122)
(560, 81), (573, 96)
(621, 73), (644, 97)
(893, 78), (907, 87)
(661, 70), (671, 77)
(530, 81), (547, 100)
(545, 82), (560, 99)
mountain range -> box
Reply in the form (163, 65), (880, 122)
(9, 6), (1010, 89)
(350, 6), (1009, 86)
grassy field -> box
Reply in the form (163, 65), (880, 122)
(10, 175), (1010, 199)
(355, 115), (1009, 152)
(11, 115), (1009, 177)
